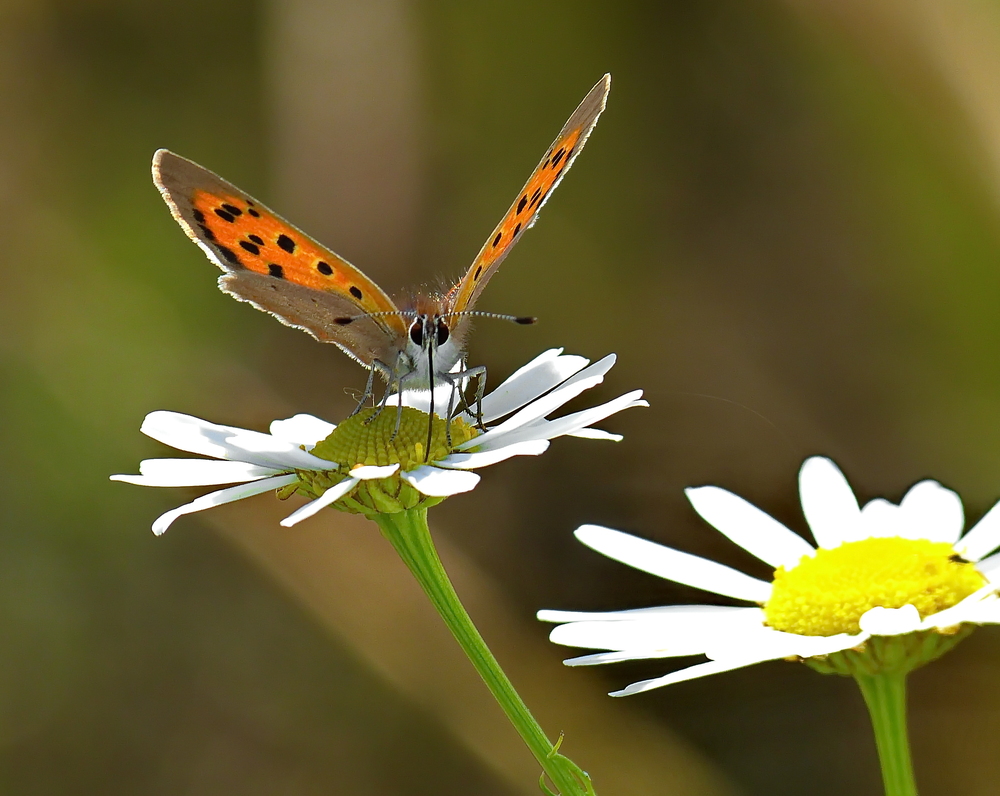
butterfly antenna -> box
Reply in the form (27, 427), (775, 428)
(440, 310), (536, 325)
(335, 310), (416, 326)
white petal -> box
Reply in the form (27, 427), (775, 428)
(798, 457), (863, 548)
(608, 656), (777, 697)
(859, 605), (922, 635)
(479, 348), (590, 422)
(402, 466), (480, 496)
(436, 440), (549, 469)
(685, 486), (814, 569)
(538, 604), (746, 623)
(956, 500), (1000, 561)
(111, 459), (280, 487)
(150, 474), (298, 536)
(895, 481), (964, 543)
(547, 607), (762, 654)
(458, 355), (617, 450)
(269, 414), (335, 447)
(603, 624), (865, 695)
(279, 477), (360, 527)
(350, 464), (400, 479)
(959, 601), (1000, 625)
(565, 649), (686, 666)
(574, 525), (772, 602)
(477, 392), (646, 449)
(976, 553), (1000, 581)
(859, 498), (906, 538)
(548, 621), (697, 655)
(141, 411), (334, 471)
(701, 624), (863, 661)
(567, 428), (622, 441)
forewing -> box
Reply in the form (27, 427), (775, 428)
(152, 149), (407, 364)
(448, 74), (611, 314)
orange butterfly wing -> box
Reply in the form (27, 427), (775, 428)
(153, 150), (408, 367)
(447, 74), (611, 316)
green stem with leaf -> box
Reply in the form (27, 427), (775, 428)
(374, 508), (595, 796)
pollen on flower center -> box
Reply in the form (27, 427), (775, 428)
(764, 537), (986, 637)
(308, 407), (478, 471)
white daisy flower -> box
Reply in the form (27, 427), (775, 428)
(112, 349), (646, 535)
(539, 456), (1000, 696)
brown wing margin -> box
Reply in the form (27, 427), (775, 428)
(447, 74), (611, 315)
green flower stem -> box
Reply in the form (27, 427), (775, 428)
(854, 672), (918, 796)
(375, 508), (596, 796)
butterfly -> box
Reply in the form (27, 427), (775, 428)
(153, 74), (610, 425)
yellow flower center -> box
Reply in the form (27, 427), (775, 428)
(309, 406), (478, 471)
(281, 407), (480, 517)
(764, 537), (985, 636)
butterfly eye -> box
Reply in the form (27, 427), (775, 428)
(409, 317), (424, 346)
(437, 321), (450, 347)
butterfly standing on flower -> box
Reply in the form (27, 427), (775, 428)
(152, 74), (611, 430)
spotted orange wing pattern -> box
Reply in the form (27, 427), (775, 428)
(448, 74), (611, 316)
(153, 149), (409, 366)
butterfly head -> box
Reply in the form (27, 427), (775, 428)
(408, 313), (451, 352)
(400, 305), (467, 389)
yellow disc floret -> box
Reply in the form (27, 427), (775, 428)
(285, 407), (479, 516)
(764, 537), (985, 636)
(310, 407), (477, 471)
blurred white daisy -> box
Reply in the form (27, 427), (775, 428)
(112, 349), (646, 534)
(539, 456), (1000, 696)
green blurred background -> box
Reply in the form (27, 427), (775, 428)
(3, 1), (1000, 793)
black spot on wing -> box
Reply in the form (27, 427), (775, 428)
(349, 286), (363, 299)
(198, 224), (216, 242)
(239, 240), (260, 255)
(268, 263), (284, 278)
(474, 265), (482, 280)
(214, 208), (235, 223)
(528, 187), (541, 208)
(247, 208), (260, 217)
(517, 195), (527, 214)
(193, 209), (205, 223)
(215, 244), (241, 265)
(248, 234), (264, 245)
(551, 147), (566, 167)
(492, 232), (502, 248)
(513, 222), (521, 237)
(221, 203), (243, 216)
(317, 261), (333, 275)
(277, 234), (296, 253)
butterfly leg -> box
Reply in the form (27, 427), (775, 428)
(361, 359), (397, 423)
(391, 369), (415, 443)
(370, 352), (413, 441)
(436, 373), (463, 449)
(468, 365), (487, 430)
(349, 361), (383, 418)
(449, 365), (487, 430)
